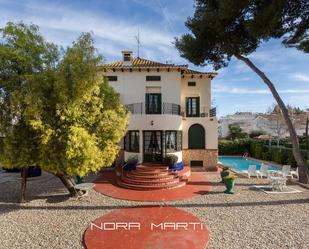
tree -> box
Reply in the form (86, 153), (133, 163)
(228, 124), (245, 140)
(175, 0), (309, 183)
(0, 22), (128, 198)
(0, 22), (58, 201)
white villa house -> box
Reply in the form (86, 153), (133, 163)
(103, 51), (218, 169)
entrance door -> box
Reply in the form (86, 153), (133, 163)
(143, 131), (162, 162)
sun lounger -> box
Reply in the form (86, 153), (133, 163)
(256, 163), (268, 178)
(281, 165), (293, 178)
(242, 165), (258, 178)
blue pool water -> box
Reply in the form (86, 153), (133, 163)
(218, 156), (279, 172)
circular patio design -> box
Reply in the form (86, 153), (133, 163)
(84, 206), (209, 249)
(93, 170), (211, 202)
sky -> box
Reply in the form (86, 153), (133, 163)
(0, 0), (308, 117)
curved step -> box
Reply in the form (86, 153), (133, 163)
(121, 177), (180, 185)
(128, 171), (174, 177)
(117, 179), (186, 190)
(125, 172), (177, 180)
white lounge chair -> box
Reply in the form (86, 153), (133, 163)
(256, 163), (268, 178)
(281, 165), (293, 178)
(243, 165), (258, 178)
(290, 167), (298, 178)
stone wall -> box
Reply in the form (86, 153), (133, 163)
(182, 149), (218, 169)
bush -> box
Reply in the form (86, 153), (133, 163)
(164, 154), (178, 166)
(126, 155), (139, 165)
(223, 175), (237, 181)
(218, 139), (250, 155)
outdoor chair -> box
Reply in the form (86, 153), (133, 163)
(242, 165), (258, 178)
(281, 165), (293, 178)
(256, 163), (268, 178)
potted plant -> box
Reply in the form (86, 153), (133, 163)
(124, 155), (139, 171)
(220, 166), (230, 183)
(164, 154), (178, 168)
(223, 175), (237, 194)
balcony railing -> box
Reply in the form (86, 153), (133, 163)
(127, 102), (181, 115)
(180, 106), (217, 118)
(127, 103), (216, 117)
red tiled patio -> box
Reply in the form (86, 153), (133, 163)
(94, 165), (212, 202)
(84, 206), (209, 249)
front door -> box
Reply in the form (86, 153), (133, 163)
(143, 131), (162, 162)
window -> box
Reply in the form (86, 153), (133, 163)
(186, 97), (200, 117)
(123, 53), (131, 61)
(188, 81), (196, 86)
(106, 76), (117, 81)
(146, 93), (162, 114)
(165, 131), (182, 152)
(188, 124), (205, 149)
(146, 76), (161, 81)
(124, 131), (139, 152)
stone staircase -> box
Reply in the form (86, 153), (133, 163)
(117, 164), (187, 190)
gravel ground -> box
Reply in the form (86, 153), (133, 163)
(0, 170), (309, 249)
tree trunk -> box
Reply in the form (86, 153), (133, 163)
(56, 173), (79, 197)
(235, 54), (309, 184)
(20, 167), (28, 203)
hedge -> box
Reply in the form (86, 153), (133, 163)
(219, 139), (303, 167)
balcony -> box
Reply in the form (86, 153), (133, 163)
(180, 107), (217, 118)
(127, 102), (181, 115)
(127, 103), (216, 117)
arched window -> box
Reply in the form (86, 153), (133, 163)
(188, 124), (205, 149)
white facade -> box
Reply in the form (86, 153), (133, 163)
(104, 51), (218, 167)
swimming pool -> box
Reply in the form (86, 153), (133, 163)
(218, 156), (280, 172)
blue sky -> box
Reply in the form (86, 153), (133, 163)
(1, 0), (308, 116)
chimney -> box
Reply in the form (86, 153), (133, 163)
(122, 50), (133, 66)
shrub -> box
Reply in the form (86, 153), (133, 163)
(222, 166), (230, 171)
(164, 154), (178, 166)
(223, 175), (237, 181)
(218, 139), (250, 155)
(126, 155), (139, 165)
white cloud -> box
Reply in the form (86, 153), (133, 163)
(0, 0), (181, 63)
(291, 73), (309, 82)
(213, 85), (309, 95)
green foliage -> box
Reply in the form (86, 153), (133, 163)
(175, 0), (308, 69)
(249, 130), (266, 138)
(218, 139), (250, 155)
(126, 155), (139, 165)
(0, 22), (128, 177)
(227, 124), (247, 140)
(222, 166), (230, 172)
(164, 154), (178, 166)
(223, 175), (237, 181)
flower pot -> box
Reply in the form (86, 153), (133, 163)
(26, 166), (42, 178)
(220, 171), (229, 183)
(123, 163), (137, 171)
(224, 179), (236, 194)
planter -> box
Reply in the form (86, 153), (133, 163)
(220, 171), (229, 183)
(169, 162), (184, 171)
(224, 179), (236, 194)
(123, 163), (137, 171)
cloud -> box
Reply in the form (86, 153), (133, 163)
(213, 85), (309, 95)
(0, 0), (182, 62)
(291, 73), (309, 82)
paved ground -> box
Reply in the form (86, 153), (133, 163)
(0, 169), (309, 249)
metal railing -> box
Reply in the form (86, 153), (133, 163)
(127, 102), (181, 115)
(127, 103), (216, 117)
